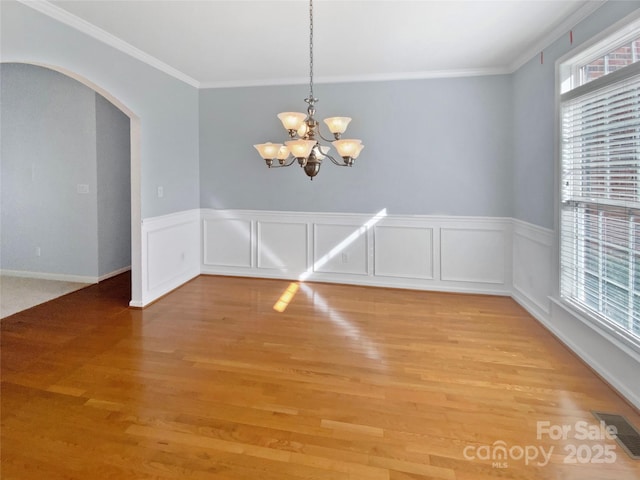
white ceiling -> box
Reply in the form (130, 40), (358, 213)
(40, 0), (603, 88)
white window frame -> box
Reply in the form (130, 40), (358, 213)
(556, 10), (640, 354)
(560, 14), (640, 94)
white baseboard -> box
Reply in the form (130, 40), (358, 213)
(200, 265), (511, 296)
(201, 208), (513, 296)
(0, 269), (97, 284)
(511, 219), (640, 410)
(513, 293), (640, 409)
(138, 270), (199, 307)
(548, 300), (640, 410)
(98, 266), (131, 282)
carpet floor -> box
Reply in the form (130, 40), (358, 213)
(0, 276), (91, 318)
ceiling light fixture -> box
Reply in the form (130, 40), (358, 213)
(253, 0), (364, 180)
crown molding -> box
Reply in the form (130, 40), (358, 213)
(198, 67), (511, 89)
(199, 77), (310, 90)
(17, 0), (201, 88)
(508, 0), (606, 72)
(316, 68), (512, 83)
(16, 0), (608, 90)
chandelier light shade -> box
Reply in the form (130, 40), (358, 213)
(285, 139), (317, 159)
(253, 0), (364, 179)
(277, 112), (307, 132)
(332, 139), (364, 166)
(253, 142), (282, 162)
(277, 146), (290, 160)
(323, 117), (352, 135)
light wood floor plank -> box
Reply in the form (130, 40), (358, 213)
(2, 273), (639, 479)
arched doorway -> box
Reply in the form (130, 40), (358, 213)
(1, 62), (141, 306)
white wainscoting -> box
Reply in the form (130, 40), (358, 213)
(201, 209), (512, 295)
(511, 219), (640, 409)
(441, 228), (506, 284)
(136, 209), (200, 307)
(374, 225), (434, 280)
(259, 221), (308, 273)
(511, 219), (554, 319)
(203, 218), (252, 268)
(314, 223), (369, 276)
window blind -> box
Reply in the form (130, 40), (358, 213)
(560, 67), (640, 343)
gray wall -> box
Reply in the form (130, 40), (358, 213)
(2, 0), (634, 228)
(200, 76), (513, 217)
(1, 0), (200, 219)
(1, 63), (131, 279)
(512, 1), (640, 229)
(1, 63), (99, 277)
(96, 94), (131, 277)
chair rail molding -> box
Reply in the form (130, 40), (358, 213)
(200, 208), (513, 296)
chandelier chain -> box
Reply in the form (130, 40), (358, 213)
(309, 0), (314, 101)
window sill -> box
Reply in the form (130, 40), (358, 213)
(549, 296), (640, 362)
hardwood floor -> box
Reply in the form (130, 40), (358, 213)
(2, 273), (639, 479)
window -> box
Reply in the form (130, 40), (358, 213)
(559, 20), (640, 348)
(579, 38), (640, 85)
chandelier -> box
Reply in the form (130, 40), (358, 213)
(253, 0), (364, 180)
